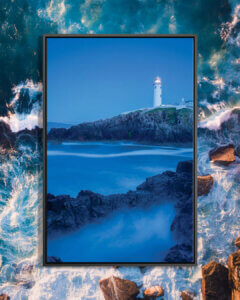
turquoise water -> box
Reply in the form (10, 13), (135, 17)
(47, 142), (193, 196)
(47, 142), (193, 262)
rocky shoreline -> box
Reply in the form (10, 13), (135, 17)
(47, 160), (194, 263)
(48, 107), (193, 144)
(98, 235), (240, 300)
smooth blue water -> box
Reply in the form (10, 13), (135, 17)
(48, 202), (175, 262)
(47, 142), (193, 262)
(47, 142), (193, 196)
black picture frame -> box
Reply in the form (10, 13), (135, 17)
(43, 34), (198, 266)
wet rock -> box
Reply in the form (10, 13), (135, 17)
(47, 256), (62, 263)
(48, 161), (193, 239)
(143, 285), (164, 298)
(99, 276), (139, 300)
(0, 295), (10, 300)
(209, 143), (236, 165)
(180, 290), (195, 300)
(0, 121), (16, 150)
(235, 237), (240, 248)
(176, 160), (193, 174)
(165, 243), (193, 263)
(48, 160), (194, 263)
(228, 250), (240, 299)
(201, 260), (230, 300)
(197, 175), (214, 196)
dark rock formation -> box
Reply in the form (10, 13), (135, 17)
(47, 256), (62, 263)
(0, 295), (10, 300)
(48, 107), (193, 144)
(0, 121), (16, 150)
(99, 276), (139, 300)
(234, 237), (240, 248)
(48, 160), (193, 263)
(197, 175), (214, 196)
(143, 285), (164, 298)
(177, 160), (193, 174)
(201, 260), (230, 300)
(180, 290), (195, 300)
(0, 122), (42, 153)
(165, 244), (193, 263)
(209, 144), (236, 165)
(47, 160), (192, 236)
(228, 250), (240, 299)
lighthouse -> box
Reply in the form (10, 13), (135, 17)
(153, 76), (162, 107)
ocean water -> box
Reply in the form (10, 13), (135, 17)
(0, 0), (240, 299)
(47, 142), (193, 196)
(47, 143), (192, 262)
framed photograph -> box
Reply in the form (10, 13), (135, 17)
(43, 34), (197, 265)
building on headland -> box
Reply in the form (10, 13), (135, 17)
(153, 76), (193, 109)
(153, 76), (162, 107)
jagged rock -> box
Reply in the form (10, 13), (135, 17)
(0, 121), (16, 150)
(0, 294), (10, 300)
(197, 175), (214, 196)
(48, 107), (193, 144)
(209, 144), (236, 165)
(228, 250), (240, 299)
(99, 276), (139, 300)
(235, 237), (240, 248)
(176, 160), (193, 174)
(180, 290), (195, 300)
(201, 260), (230, 300)
(47, 256), (62, 263)
(165, 243), (193, 263)
(143, 285), (164, 298)
(47, 161), (192, 238)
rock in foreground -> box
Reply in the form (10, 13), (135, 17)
(180, 290), (195, 300)
(201, 260), (230, 300)
(228, 250), (240, 299)
(99, 276), (139, 300)
(0, 295), (10, 300)
(234, 237), (240, 248)
(197, 175), (214, 196)
(143, 285), (164, 298)
(209, 144), (236, 165)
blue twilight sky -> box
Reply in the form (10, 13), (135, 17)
(47, 37), (193, 124)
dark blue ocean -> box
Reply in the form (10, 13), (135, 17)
(47, 142), (193, 262)
(47, 142), (193, 196)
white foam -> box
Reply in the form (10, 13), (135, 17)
(199, 108), (233, 130)
(0, 80), (42, 132)
(47, 148), (193, 158)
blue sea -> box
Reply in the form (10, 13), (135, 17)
(47, 142), (193, 262)
(47, 142), (193, 196)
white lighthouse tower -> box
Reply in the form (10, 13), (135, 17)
(153, 76), (162, 107)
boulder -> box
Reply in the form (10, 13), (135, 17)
(209, 144), (236, 165)
(228, 250), (240, 299)
(201, 260), (230, 300)
(180, 290), (195, 300)
(0, 295), (10, 300)
(99, 276), (139, 300)
(235, 237), (240, 248)
(143, 285), (164, 298)
(197, 175), (214, 196)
